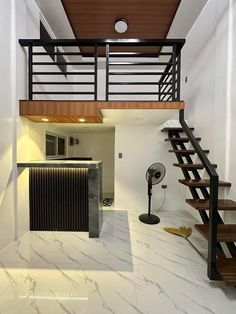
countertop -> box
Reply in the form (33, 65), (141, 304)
(17, 160), (103, 169)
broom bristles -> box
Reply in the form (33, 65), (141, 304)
(164, 226), (207, 261)
(164, 226), (192, 239)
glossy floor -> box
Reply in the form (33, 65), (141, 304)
(0, 209), (235, 314)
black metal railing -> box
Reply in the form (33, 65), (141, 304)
(19, 39), (185, 101)
(179, 109), (220, 280)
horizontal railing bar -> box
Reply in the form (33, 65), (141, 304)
(32, 72), (94, 75)
(32, 62), (95, 66)
(108, 92), (172, 95)
(32, 92), (94, 95)
(32, 52), (95, 57)
(32, 52), (81, 56)
(109, 72), (164, 75)
(32, 82), (94, 85)
(109, 92), (159, 95)
(109, 62), (172, 66)
(109, 52), (173, 57)
(160, 79), (177, 86)
(109, 82), (173, 85)
(19, 38), (186, 48)
(33, 52), (174, 58)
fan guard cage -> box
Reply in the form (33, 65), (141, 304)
(146, 163), (166, 185)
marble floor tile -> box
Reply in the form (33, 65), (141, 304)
(0, 209), (235, 314)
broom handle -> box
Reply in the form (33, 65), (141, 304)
(186, 238), (207, 261)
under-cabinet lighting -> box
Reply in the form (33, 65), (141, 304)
(41, 118), (49, 122)
(78, 118), (86, 123)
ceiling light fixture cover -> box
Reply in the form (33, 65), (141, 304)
(114, 19), (128, 33)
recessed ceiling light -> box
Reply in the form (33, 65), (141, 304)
(78, 118), (86, 123)
(114, 19), (128, 34)
(41, 118), (49, 122)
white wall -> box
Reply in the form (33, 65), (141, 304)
(181, 0), (236, 221)
(226, 0), (236, 223)
(0, 0), (14, 250)
(14, 0), (77, 241)
(115, 125), (187, 211)
(71, 131), (115, 195)
(182, 0), (229, 176)
(16, 0), (40, 239)
(28, 122), (73, 160)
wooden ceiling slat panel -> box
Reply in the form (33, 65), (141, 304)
(61, 0), (181, 39)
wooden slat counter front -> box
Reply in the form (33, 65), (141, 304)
(17, 160), (103, 238)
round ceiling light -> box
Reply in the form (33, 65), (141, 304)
(114, 19), (128, 34)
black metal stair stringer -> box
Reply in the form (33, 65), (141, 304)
(168, 130), (226, 258)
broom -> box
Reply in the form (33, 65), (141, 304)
(163, 226), (206, 261)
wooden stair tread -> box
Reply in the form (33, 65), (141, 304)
(168, 149), (210, 154)
(174, 163), (217, 169)
(165, 137), (201, 142)
(186, 199), (236, 210)
(217, 258), (236, 284)
(195, 224), (236, 242)
(179, 179), (231, 187)
(161, 127), (194, 132)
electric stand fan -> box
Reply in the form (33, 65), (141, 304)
(139, 163), (166, 225)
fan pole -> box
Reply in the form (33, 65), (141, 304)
(148, 180), (152, 216)
(139, 177), (160, 225)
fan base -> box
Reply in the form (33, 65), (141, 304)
(139, 213), (160, 225)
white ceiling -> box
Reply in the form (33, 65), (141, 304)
(35, 0), (75, 39)
(49, 124), (115, 133)
(101, 109), (179, 126)
(167, 0), (208, 38)
(47, 108), (179, 133)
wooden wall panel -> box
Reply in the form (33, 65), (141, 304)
(30, 168), (89, 231)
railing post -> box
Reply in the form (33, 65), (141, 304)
(208, 176), (220, 279)
(158, 84), (161, 101)
(94, 44), (98, 101)
(28, 44), (33, 100)
(172, 44), (177, 101)
(105, 44), (109, 101)
(177, 50), (181, 101)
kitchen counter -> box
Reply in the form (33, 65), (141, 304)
(17, 160), (103, 238)
(17, 160), (102, 169)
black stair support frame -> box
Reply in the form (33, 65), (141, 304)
(168, 129), (226, 260)
(179, 110), (236, 280)
(168, 131), (200, 199)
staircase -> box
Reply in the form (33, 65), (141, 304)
(161, 122), (236, 285)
